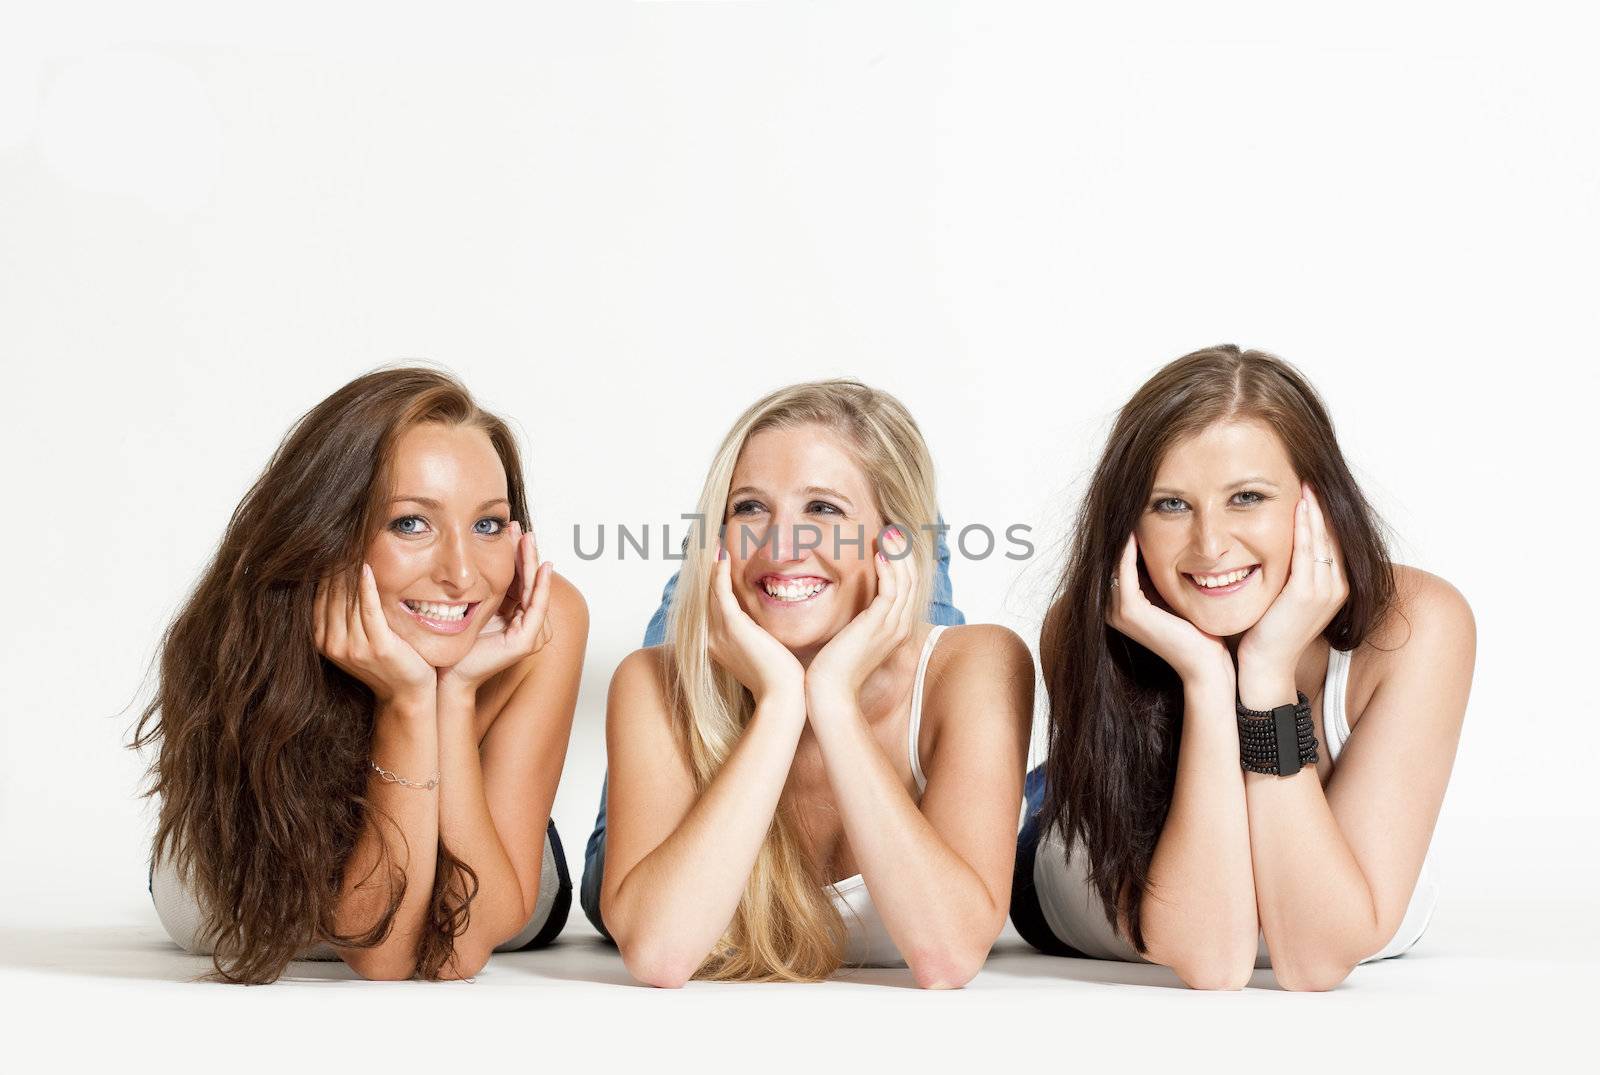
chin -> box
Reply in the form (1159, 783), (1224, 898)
(408, 634), (475, 670)
(1183, 604), (1265, 639)
(758, 619), (828, 651)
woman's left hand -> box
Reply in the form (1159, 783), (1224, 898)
(805, 527), (919, 708)
(1236, 484), (1349, 692)
(438, 520), (555, 696)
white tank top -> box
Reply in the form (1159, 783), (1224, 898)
(1032, 647), (1440, 966)
(826, 624), (947, 967)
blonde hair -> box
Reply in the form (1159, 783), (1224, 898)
(665, 379), (940, 981)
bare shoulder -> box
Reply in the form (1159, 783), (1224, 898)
(606, 643), (693, 782)
(929, 622), (1035, 679)
(1364, 564), (1476, 656)
(547, 570), (590, 635)
(1349, 565), (1476, 730)
(611, 642), (671, 693)
(607, 643), (677, 730)
(924, 623), (1036, 732)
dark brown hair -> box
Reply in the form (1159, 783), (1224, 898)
(130, 366), (529, 983)
(1038, 344), (1394, 952)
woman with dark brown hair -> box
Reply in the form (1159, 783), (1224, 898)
(1011, 344), (1475, 991)
(134, 366), (587, 983)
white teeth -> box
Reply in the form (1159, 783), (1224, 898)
(1192, 567), (1253, 589)
(407, 601), (469, 621)
(761, 578), (826, 601)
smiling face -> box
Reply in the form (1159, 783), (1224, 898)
(724, 424), (882, 657)
(1134, 418), (1302, 639)
(364, 421), (518, 668)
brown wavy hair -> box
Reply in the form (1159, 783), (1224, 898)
(1038, 344), (1395, 953)
(130, 365), (531, 983)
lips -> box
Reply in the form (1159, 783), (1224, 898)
(1182, 564), (1260, 596)
(754, 574), (832, 607)
(399, 599), (481, 635)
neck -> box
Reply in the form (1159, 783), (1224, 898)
(857, 625), (930, 721)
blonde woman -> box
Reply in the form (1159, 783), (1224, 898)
(593, 380), (1033, 987)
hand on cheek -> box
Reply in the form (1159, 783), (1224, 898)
(438, 521), (557, 696)
(1106, 532), (1233, 688)
(806, 527), (918, 705)
(1236, 484), (1349, 697)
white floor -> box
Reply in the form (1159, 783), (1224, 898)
(3, 817), (1594, 1071)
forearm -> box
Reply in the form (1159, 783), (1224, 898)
(1140, 675), (1258, 988)
(607, 690), (807, 976)
(1236, 667), (1379, 988)
(805, 693), (1001, 981)
(330, 694), (440, 980)
(1244, 767), (1380, 985)
(434, 684), (526, 974)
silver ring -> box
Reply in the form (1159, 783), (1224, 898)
(1316, 557), (1334, 566)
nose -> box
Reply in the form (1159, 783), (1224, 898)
(750, 511), (810, 564)
(431, 528), (475, 594)
(1191, 507), (1232, 564)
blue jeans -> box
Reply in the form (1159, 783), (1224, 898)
(578, 518), (966, 941)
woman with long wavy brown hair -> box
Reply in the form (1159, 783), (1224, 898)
(133, 366), (587, 983)
(1011, 344), (1475, 991)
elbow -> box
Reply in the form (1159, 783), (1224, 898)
(1159, 937), (1255, 991)
(1169, 956), (1253, 992)
(435, 945), (492, 982)
(605, 890), (701, 988)
(344, 952), (417, 982)
(1148, 917), (1258, 991)
(617, 937), (699, 989)
(904, 939), (992, 991)
(1272, 953), (1357, 992)
(1267, 924), (1379, 992)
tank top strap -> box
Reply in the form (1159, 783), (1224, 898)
(1321, 646), (1354, 763)
(908, 625), (949, 794)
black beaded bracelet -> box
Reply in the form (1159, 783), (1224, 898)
(1236, 690), (1319, 776)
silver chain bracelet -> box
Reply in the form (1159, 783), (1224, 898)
(369, 759), (440, 790)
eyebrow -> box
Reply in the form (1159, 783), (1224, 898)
(728, 485), (856, 511)
(1150, 477), (1280, 497)
(389, 495), (510, 511)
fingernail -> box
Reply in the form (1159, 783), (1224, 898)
(717, 545), (726, 561)
(877, 551), (887, 562)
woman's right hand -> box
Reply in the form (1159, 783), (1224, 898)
(1106, 534), (1233, 689)
(707, 539), (804, 703)
(313, 563), (436, 707)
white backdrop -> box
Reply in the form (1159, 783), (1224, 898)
(2, 0), (1596, 1014)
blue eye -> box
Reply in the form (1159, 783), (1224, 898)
(475, 517), (509, 535)
(1232, 491), (1265, 506)
(1152, 497), (1187, 514)
(807, 500), (842, 515)
(390, 515), (428, 535)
